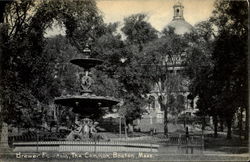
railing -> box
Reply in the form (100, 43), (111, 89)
(8, 130), (204, 154)
(8, 131), (68, 147)
(166, 133), (204, 154)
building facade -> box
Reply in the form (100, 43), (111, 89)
(136, 2), (198, 133)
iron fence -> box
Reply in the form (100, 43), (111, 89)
(6, 116), (205, 154)
(7, 130), (204, 154)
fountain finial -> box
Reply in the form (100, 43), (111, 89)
(83, 44), (91, 58)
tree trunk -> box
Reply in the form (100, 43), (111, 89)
(164, 108), (168, 137)
(219, 117), (224, 132)
(245, 107), (248, 140)
(124, 118), (127, 138)
(159, 97), (168, 137)
(202, 115), (205, 132)
(226, 118), (232, 139)
(0, 2), (7, 23)
(213, 115), (218, 138)
(239, 107), (243, 140)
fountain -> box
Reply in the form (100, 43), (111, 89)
(12, 44), (159, 153)
(55, 45), (119, 113)
(54, 45), (119, 140)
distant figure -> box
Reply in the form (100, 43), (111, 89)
(128, 123), (134, 134)
(186, 126), (189, 138)
(149, 127), (156, 136)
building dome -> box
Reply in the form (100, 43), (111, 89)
(165, 2), (193, 35)
(167, 20), (193, 35)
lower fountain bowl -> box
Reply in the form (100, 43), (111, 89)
(54, 95), (120, 116)
(55, 95), (119, 107)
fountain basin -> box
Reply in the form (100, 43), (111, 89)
(54, 95), (119, 115)
(70, 58), (103, 69)
(55, 95), (119, 107)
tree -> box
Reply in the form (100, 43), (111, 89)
(209, 0), (248, 139)
(94, 21), (151, 124)
(185, 0), (248, 139)
(0, 0), (103, 129)
(117, 14), (159, 124)
(140, 29), (189, 135)
(121, 13), (158, 51)
(184, 20), (217, 136)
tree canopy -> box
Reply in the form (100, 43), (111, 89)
(0, 0), (104, 128)
(185, 0), (248, 139)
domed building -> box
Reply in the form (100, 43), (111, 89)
(135, 2), (197, 133)
(165, 2), (194, 35)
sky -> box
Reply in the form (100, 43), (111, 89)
(45, 0), (215, 37)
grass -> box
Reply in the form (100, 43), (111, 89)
(95, 131), (248, 154)
(204, 133), (248, 154)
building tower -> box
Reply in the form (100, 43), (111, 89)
(173, 2), (185, 20)
(166, 1), (193, 35)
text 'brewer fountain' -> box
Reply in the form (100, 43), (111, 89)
(54, 44), (119, 141)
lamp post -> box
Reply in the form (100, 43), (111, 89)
(119, 58), (127, 139)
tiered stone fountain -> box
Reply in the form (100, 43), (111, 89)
(54, 45), (119, 140)
(55, 45), (119, 119)
(12, 45), (159, 153)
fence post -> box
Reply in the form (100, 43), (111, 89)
(94, 140), (96, 153)
(150, 141), (152, 153)
(191, 136), (193, 154)
(201, 134), (204, 154)
(124, 119), (127, 140)
(178, 134), (182, 152)
(186, 136), (188, 154)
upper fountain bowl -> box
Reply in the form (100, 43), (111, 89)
(70, 58), (103, 70)
(70, 44), (103, 70)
